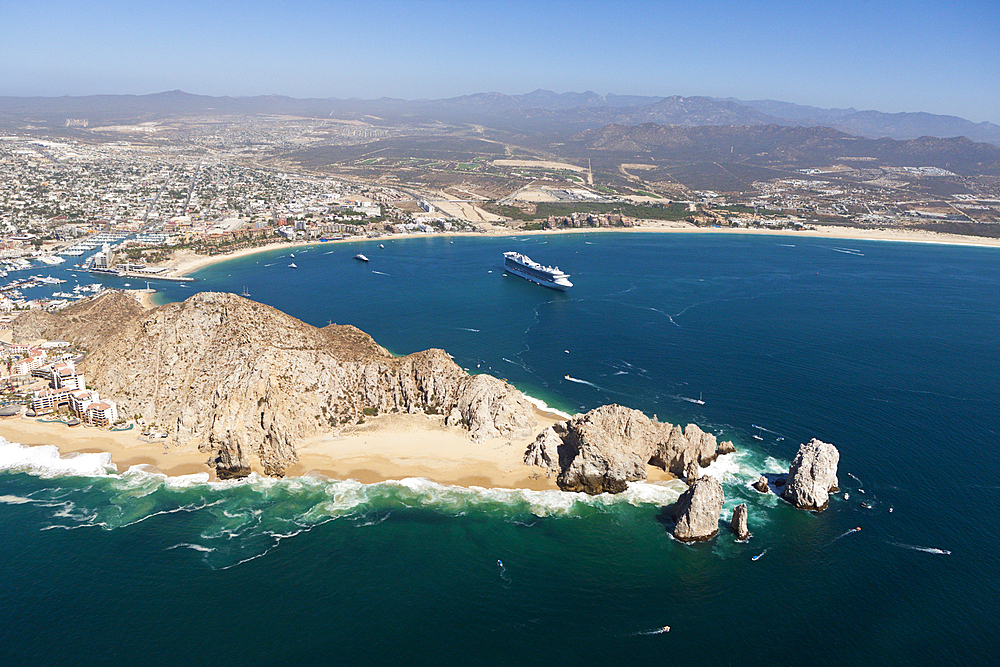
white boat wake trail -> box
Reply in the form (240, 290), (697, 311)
(890, 542), (951, 555)
(371, 270), (390, 276)
(564, 376), (602, 389)
(632, 626), (671, 636)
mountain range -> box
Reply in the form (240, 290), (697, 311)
(2, 89), (998, 146)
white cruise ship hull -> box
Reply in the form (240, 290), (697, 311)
(503, 252), (573, 290)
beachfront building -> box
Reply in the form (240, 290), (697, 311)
(29, 364), (119, 426)
(84, 401), (118, 427)
(29, 387), (75, 414)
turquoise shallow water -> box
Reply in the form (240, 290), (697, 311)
(2, 233), (998, 665)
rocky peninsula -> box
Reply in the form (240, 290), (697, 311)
(8, 291), (843, 539)
(13, 291), (539, 479)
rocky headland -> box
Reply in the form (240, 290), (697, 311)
(16, 291), (538, 478)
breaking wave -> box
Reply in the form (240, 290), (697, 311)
(0, 434), (789, 570)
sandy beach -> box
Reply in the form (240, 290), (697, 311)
(159, 222), (1000, 281)
(4, 405), (682, 490)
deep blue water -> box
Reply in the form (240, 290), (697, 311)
(2, 232), (998, 665)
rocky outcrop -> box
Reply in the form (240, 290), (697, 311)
(672, 475), (724, 542)
(717, 440), (736, 455)
(524, 404), (734, 494)
(546, 405), (659, 494)
(781, 439), (840, 511)
(648, 423), (725, 477)
(730, 503), (750, 540)
(523, 425), (564, 471)
(752, 476), (770, 494)
(43, 292), (536, 478)
(446, 374), (537, 441)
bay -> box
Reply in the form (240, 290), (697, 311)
(2, 232), (998, 665)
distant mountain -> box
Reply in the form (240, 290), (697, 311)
(728, 98), (1000, 146)
(570, 123), (1000, 175)
(1, 89), (998, 147)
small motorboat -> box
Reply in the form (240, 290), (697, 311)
(354, 254), (369, 262)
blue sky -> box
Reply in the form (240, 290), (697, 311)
(4, 0), (998, 122)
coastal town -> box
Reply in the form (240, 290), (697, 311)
(2, 113), (1000, 436)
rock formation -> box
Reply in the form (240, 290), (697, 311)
(717, 440), (736, 455)
(34, 292), (537, 478)
(523, 404), (734, 494)
(752, 476), (770, 494)
(781, 438), (840, 511)
(730, 503), (750, 540)
(672, 475), (724, 542)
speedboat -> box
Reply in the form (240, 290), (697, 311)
(354, 254), (369, 262)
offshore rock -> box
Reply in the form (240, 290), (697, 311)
(48, 292), (536, 478)
(781, 438), (840, 511)
(672, 475), (725, 542)
(752, 476), (770, 494)
(731, 503), (750, 541)
(717, 440), (737, 455)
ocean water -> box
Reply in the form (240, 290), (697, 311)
(2, 232), (998, 665)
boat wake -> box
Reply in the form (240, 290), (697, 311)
(676, 395), (704, 405)
(371, 270), (390, 276)
(456, 327), (480, 332)
(832, 526), (862, 543)
(890, 542), (951, 555)
(829, 247), (865, 256)
(564, 375), (601, 389)
(632, 626), (671, 636)
(752, 549), (768, 561)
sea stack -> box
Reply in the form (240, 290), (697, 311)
(672, 475), (724, 542)
(781, 438), (840, 511)
(752, 476), (770, 493)
(730, 503), (750, 541)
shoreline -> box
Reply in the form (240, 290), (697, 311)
(3, 404), (662, 490)
(157, 222), (1000, 284)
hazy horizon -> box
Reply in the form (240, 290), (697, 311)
(4, 0), (998, 124)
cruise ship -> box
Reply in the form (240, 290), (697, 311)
(503, 251), (573, 290)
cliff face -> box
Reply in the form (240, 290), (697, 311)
(523, 404), (735, 494)
(71, 292), (535, 477)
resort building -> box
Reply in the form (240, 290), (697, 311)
(28, 362), (118, 426)
(84, 401), (118, 427)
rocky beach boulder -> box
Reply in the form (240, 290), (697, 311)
(672, 475), (725, 542)
(781, 438), (840, 511)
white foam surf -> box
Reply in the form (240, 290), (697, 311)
(520, 393), (573, 420)
(0, 438), (116, 479)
